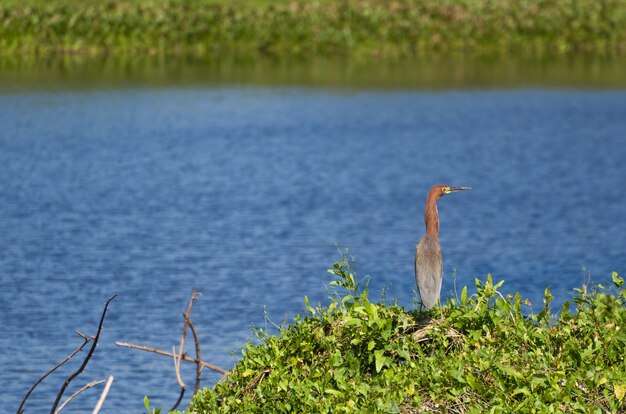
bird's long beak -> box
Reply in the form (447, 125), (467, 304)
(446, 186), (471, 194)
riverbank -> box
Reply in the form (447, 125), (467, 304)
(188, 258), (626, 412)
(2, 0), (625, 60)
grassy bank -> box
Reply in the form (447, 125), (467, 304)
(2, 0), (626, 60)
(186, 257), (626, 413)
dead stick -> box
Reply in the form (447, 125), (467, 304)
(170, 347), (186, 412)
(114, 342), (227, 374)
(50, 295), (117, 414)
(171, 388), (185, 413)
(91, 375), (114, 414)
(187, 317), (202, 395)
(175, 290), (196, 388)
(55, 379), (106, 414)
(170, 289), (197, 412)
(18, 333), (91, 414)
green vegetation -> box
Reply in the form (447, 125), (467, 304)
(187, 255), (626, 413)
(2, 0), (626, 59)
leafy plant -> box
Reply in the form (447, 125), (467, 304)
(188, 258), (626, 413)
(144, 396), (162, 414)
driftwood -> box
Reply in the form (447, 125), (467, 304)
(116, 289), (227, 411)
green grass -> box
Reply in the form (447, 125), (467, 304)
(185, 255), (626, 413)
(1, 0), (626, 59)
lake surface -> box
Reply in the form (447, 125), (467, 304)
(1, 83), (626, 412)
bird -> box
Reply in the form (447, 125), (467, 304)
(415, 184), (471, 308)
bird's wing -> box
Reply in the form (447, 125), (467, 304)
(415, 238), (443, 308)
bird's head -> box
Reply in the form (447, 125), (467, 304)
(431, 184), (472, 199)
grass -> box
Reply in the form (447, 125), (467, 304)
(1, 0), (626, 60)
(182, 254), (626, 413)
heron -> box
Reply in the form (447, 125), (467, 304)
(415, 184), (471, 308)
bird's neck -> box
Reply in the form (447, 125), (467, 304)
(424, 196), (440, 239)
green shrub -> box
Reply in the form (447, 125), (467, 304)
(189, 256), (626, 413)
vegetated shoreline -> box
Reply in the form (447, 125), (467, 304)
(1, 0), (625, 61)
(181, 257), (626, 413)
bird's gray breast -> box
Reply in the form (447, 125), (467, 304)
(415, 235), (443, 308)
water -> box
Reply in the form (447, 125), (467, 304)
(3, 56), (626, 92)
(1, 86), (626, 412)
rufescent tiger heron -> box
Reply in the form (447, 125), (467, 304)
(415, 184), (471, 308)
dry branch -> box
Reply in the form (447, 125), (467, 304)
(175, 290), (196, 389)
(114, 342), (227, 374)
(92, 375), (114, 414)
(170, 289), (201, 412)
(116, 289), (228, 411)
(170, 388), (186, 413)
(55, 379), (106, 414)
(170, 346), (186, 412)
(18, 332), (91, 414)
(187, 318), (202, 394)
(50, 295), (117, 414)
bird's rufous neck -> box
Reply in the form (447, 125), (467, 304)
(424, 194), (440, 238)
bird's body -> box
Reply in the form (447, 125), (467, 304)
(415, 184), (470, 308)
(415, 235), (443, 308)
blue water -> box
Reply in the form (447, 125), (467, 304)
(1, 88), (625, 412)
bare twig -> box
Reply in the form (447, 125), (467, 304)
(54, 379), (106, 414)
(91, 375), (114, 414)
(173, 343), (186, 391)
(171, 388), (185, 413)
(187, 318), (202, 395)
(172, 345), (181, 380)
(50, 295), (117, 414)
(114, 342), (227, 374)
(246, 369), (270, 396)
(175, 290), (197, 387)
(170, 346), (186, 412)
(18, 333), (91, 414)
(215, 371), (231, 387)
(170, 289), (199, 412)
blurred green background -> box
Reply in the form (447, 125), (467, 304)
(2, 0), (626, 89)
